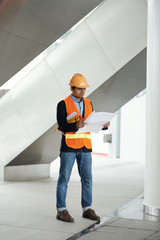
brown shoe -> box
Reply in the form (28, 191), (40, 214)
(57, 210), (74, 222)
(83, 208), (100, 221)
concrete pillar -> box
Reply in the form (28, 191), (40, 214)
(144, 0), (160, 216)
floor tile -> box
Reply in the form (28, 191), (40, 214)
(96, 226), (154, 240)
(78, 226), (155, 240)
(107, 218), (160, 231)
(146, 231), (160, 240)
(0, 226), (71, 240)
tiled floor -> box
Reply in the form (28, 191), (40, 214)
(0, 155), (149, 240)
(77, 198), (160, 240)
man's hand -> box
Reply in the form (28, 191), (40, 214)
(76, 120), (87, 129)
(103, 121), (111, 128)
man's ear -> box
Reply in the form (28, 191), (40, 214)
(70, 86), (74, 94)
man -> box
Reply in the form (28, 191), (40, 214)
(56, 73), (110, 222)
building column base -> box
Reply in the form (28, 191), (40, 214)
(143, 204), (160, 217)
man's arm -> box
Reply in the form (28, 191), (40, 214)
(102, 121), (110, 130)
(57, 100), (78, 133)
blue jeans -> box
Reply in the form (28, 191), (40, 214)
(56, 151), (92, 211)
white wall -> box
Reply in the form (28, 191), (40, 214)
(120, 92), (146, 163)
(92, 93), (146, 162)
(108, 114), (118, 157)
(0, 163), (4, 180)
(91, 113), (118, 157)
(91, 131), (109, 154)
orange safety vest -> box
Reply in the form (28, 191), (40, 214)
(64, 95), (92, 149)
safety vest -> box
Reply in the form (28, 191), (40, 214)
(64, 95), (92, 149)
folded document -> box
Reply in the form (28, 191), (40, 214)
(76, 111), (115, 134)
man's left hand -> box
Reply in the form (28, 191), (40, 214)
(103, 121), (111, 128)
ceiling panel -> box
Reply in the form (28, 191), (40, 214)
(46, 22), (116, 97)
(86, 0), (147, 70)
(0, 0), (104, 86)
(10, 61), (64, 139)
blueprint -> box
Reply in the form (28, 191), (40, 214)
(76, 111), (115, 134)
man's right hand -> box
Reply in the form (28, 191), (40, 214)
(76, 120), (87, 129)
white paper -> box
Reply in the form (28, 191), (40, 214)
(66, 112), (77, 121)
(76, 111), (115, 134)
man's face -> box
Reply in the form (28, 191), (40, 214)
(71, 87), (86, 99)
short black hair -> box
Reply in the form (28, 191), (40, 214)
(71, 86), (75, 90)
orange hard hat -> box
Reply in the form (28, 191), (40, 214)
(69, 73), (89, 88)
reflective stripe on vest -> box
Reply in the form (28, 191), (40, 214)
(65, 133), (91, 139)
